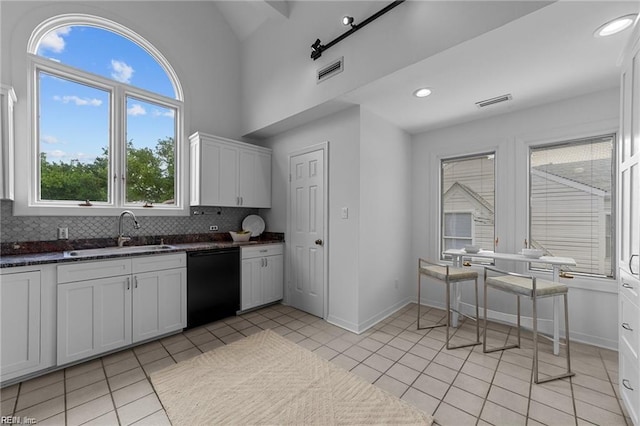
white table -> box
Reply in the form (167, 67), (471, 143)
(443, 249), (576, 355)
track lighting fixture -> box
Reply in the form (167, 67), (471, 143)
(310, 0), (405, 60)
(311, 39), (324, 61)
(342, 16), (355, 27)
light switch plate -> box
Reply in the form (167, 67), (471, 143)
(341, 207), (349, 219)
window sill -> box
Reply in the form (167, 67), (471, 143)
(12, 203), (189, 217)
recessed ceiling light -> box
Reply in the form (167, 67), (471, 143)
(413, 88), (432, 98)
(595, 14), (637, 37)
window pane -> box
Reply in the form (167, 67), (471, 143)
(125, 96), (176, 205)
(444, 213), (472, 237)
(441, 153), (495, 258)
(38, 71), (110, 202)
(37, 26), (175, 98)
(529, 136), (614, 277)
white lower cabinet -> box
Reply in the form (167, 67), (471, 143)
(132, 268), (186, 343)
(57, 253), (186, 366)
(241, 244), (283, 311)
(1, 265), (56, 384)
(1, 271), (41, 376)
(57, 275), (132, 364)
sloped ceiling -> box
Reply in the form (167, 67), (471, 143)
(213, 0), (289, 41)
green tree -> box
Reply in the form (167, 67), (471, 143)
(40, 137), (174, 204)
(126, 137), (175, 204)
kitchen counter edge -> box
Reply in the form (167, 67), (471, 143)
(0, 241), (284, 269)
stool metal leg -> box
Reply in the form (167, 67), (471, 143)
(483, 285), (521, 353)
(446, 276), (481, 350)
(534, 292), (575, 384)
(417, 262), (446, 331)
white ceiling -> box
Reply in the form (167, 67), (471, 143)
(339, 1), (640, 134)
(216, 1), (639, 135)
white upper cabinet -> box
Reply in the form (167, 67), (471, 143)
(190, 132), (271, 208)
(0, 85), (16, 200)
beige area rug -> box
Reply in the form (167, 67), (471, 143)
(150, 329), (434, 425)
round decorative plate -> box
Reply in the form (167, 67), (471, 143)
(242, 215), (266, 237)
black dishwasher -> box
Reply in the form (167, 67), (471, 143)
(187, 247), (240, 328)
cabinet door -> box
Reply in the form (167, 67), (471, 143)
(263, 254), (283, 304)
(57, 276), (132, 365)
(132, 268), (186, 343)
(241, 258), (264, 310)
(198, 139), (239, 206)
(239, 149), (271, 208)
(1, 271), (41, 377)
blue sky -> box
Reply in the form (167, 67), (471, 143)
(37, 26), (176, 164)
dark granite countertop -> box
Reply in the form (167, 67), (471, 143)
(0, 233), (284, 268)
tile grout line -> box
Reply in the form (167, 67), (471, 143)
(131, 345), (173, 426)
(98, 356), (122, 426)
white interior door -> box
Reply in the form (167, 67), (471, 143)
(288, 147), (326, 318)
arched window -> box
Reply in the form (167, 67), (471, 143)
(26, 14), (184, 212)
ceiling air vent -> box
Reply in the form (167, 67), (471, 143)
(475, 94), (513, 108)
(317, 57), (344, 83)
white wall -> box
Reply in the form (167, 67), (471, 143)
(240, 1), (549, 136)
(260, 107), (361, 330)
(412, 87), (620, 349)
(358, 108), (413, 329)
(1, 1), (243, 139)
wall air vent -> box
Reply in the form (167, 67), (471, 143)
(475, 94), (513, 108)
(317, 57), (344, 83)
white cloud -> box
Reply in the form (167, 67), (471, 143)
(41, 135), (60, 145)
(152, 109), (175, 118)
(48, 150), (67, 158)
(127, 103), (146, 116)
(110, 60), (134, 83)
(43, 150), (97, 164)
(39, 27), (71, 54)
(53, 95), (102, 107)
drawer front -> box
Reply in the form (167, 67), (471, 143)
(241, 244), (284, 260)
(620, 293), (639, 359)
(621, 269), (640, 308)
(620, 349), (640, 426)
(58, 258), (132, 284)
(133, 253), (186, 274)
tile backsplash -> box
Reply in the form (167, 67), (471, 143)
(0, 200), (259, 243)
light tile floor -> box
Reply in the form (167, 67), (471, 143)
(0, 303), (629, 425)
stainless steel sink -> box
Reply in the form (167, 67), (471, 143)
(63, 244), (177, 258)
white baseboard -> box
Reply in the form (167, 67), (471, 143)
(414, 297), (617, 351)
(356, 297), (412, 334)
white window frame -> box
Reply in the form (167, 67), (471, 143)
(513, 119), (618, 290)
(16, 14), (186, 216)
(527, 134), (616, 278)
(439, 151), (496, 262)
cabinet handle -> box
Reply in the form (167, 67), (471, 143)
(623, 379), (634, 391)
(241, 196), (244, 205)
(265, 258), (268, 267)
(126, 277), (130, 290)
(631, 254), (638, 275)
(622, 322), (633, 331)
(623, 282), (634, 289)
(134, 276), (138, 289)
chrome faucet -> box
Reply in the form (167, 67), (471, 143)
(117, 210), (141, 247)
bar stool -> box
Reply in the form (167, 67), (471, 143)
(483, 266), (574, 384)
(417, 258), (481, 350)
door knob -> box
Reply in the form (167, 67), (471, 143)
(315, 239), (323, 246)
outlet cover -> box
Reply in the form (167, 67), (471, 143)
(209, 225), (218, 231)
(57, 227), (69, 240)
